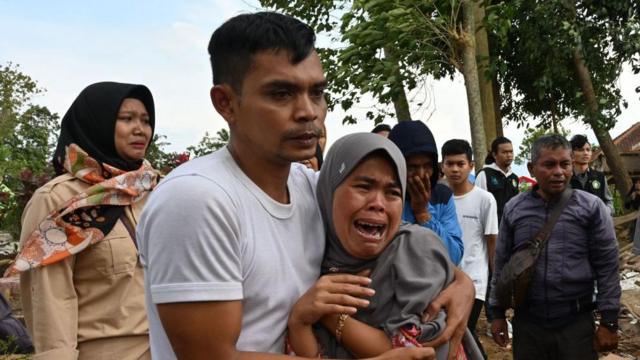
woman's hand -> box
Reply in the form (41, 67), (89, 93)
(288, 273), (375, 327)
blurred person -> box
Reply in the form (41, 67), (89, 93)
(569, 134), (614, 215)
(8, 82), (158, 359)
(441, 139), (498, 360)
(474, 137), (518, 223)
(372, 124), (392, 137)
(625, 177), (640, 255)
(388, 120), (464, 265)
(474, 136), (518, 329)
(299, 143), (323, 171)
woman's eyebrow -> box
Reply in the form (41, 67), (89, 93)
(353, 175), (376, 183)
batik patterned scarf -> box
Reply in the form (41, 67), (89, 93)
(5, 144), (158, 276)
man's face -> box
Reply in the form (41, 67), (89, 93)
(527, 147), (573, 200)
(405, 153), (434, 181)
(494, 142), (514, 168)
(442, 154), (474, 186)
(226, 50), (327, 165)
(572, 142), (592, 165)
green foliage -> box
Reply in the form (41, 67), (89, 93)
(187, 129), (229, 158)
(0, 63), (59, 238)
(611, 183), (626, 216)
(145, 134), (191, 175)
(514, 125), (569, 165)
(0, 335), (31, 358)
(260, 0), (463, 125)
(486, 0), (640, 130)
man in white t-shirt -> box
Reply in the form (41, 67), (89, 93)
(137, 12), (475, 360)
(442, 139), (498, 360)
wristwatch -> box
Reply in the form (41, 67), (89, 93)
(600, 320), (618, 332)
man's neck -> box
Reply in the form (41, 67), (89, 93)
(496, 162), (510, 173)
(574, 163), (589, 174)
(450, 178), (474, 196)
(227, 141), (291, 204)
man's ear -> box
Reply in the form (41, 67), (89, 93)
(527, 162), (534, 177)
(470, 160), (475, 171)
(210, 84), (237, 125)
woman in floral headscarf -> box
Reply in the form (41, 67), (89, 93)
(8, 82), (159, 359)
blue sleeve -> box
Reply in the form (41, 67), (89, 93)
(423, 198), (464, 265)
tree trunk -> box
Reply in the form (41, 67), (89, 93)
(461, 0), (487, 169)
(492, 72), (504, 137)
(383, 45), (412, 122)
(473, 0), (497, 147)
(571, 47), (631, 196)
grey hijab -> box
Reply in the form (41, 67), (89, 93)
(314, 133), (482, 359)
(317, 132), (406, 275)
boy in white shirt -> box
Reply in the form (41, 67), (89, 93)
(442, 139), (499, 360)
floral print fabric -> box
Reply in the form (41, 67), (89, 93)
(5, 144), (158, 276)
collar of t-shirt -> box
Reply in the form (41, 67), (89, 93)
(223, 147), (295, 220)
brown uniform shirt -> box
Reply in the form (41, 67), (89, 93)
(19, 174), (150, 359)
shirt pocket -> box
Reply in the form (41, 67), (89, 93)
(74, 223), (138, 280)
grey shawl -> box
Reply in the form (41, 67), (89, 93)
(314, 133), (482, 359)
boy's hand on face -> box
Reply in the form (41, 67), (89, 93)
(408, 175), (431, 224)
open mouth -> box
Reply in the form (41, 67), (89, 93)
(354, 220), (386, 241)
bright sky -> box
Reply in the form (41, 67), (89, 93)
(2, 0), (639, 176)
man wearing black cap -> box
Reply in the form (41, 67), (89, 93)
(388, 120), (464, 265)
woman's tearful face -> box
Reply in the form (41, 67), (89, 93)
(332, 153), (403, 259)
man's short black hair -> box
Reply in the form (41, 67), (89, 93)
(207, 12), (316, 92)
(442, 139), (473, 162)
(569, 134), (589, 150)
(371, 124), (391, 134)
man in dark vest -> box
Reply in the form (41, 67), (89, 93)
(475, 137), (519, 223)
(569, 134), (614, 216)
(474, 136), (519, 332)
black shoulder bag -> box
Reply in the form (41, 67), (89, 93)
(495, 188), (573, 309)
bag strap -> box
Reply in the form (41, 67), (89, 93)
(530, 188), (573, 251)
(119, 212), (138, 250)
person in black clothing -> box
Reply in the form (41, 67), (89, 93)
(625, 177), (640, 255)
(371, 123), (392, 137)
(475, 137), (519, 223)
(569, 134), (614, 215)
(474, 136), (519, 330)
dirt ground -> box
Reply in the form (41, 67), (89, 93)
(476, 306), (640, 360)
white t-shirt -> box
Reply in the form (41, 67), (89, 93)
(136, 147), (324, 359)
(453, 186), (498, 301)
